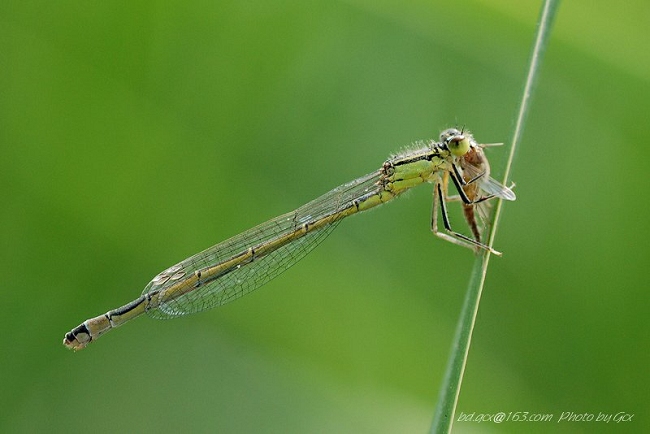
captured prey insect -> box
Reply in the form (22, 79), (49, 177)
(437, 129), (511, 250)
(63, 128), (515, 351)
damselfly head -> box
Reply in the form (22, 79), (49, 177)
(440, 128), (477, 157)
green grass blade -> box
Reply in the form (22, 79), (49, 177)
(430, 1), (561, 433)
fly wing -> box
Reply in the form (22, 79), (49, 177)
(460, 147), (516, 201)
(478, 175), (516, 201)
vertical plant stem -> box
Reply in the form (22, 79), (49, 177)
(430, 1), (560, 433)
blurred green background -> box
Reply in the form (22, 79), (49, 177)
(1, 0), (648, 433)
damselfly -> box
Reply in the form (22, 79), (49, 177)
(63, 128), (515, 350)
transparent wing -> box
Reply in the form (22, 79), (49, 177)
(461, 160), (516, 201)
(478, 175), (516, 201)
(460, 146), (516, 201)
(144, 170), (383, 319)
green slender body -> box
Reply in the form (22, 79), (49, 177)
(63, 129), (515, 350)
